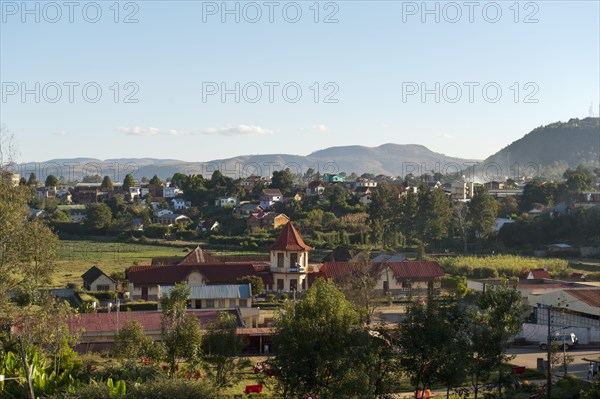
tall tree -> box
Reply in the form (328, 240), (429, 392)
(468, 186), (498, 240)
(0, 179), (58, 317)
(114, 320), (165, 362)
(85, 203), (113, 230)
(161, 284), (203, 376)
(417, 186), (451, 244)
(202, 312), (250, 390)
(122, 173), (135, 192)
(100, 175), (114, 192)
(149, 174), (162, 185)
(452, 202), (470, 254)
(273, 279), (372, 399)
(171, 172), (188, 189)
(45, 174), (59, 187)
(27, 172), (37, 186)
(467, 281), (525, 398)
(270, 168), (294, 193)
(336, 253), (381, 325)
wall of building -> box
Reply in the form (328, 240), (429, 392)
(91, 275), (116, 291)
(518, 323), (600, 345)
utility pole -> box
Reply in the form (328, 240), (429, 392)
(547, 306), (552, 399)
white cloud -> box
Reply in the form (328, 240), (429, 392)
(435, 133), (454, 139)
(118, 127), (162, 136)
(52, 130), (67, 136)
(117, 125), (273, 137)
(199, 125), (273, 136)
(308, 124), (331, 133)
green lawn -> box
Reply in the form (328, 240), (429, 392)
(54, 239), (193, 287)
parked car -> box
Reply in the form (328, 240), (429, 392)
(539, 333), (578, 350)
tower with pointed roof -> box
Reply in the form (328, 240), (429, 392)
(269, 222), (313, 292)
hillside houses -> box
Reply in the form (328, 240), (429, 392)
(259, 189), (283, 210)
(247, 212), (290, 232)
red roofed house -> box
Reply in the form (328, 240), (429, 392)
(318, 260), (445, 294)
(269, 222), (313, 292)
(520, 268), (551, 280)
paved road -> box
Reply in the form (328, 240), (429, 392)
(508, 345), (600, 381)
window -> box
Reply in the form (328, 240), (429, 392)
(206, 299), (215, 308)
(277, 279), (284, 291)
(239, 299), (248, 308)
(290, 253), (298, 268)
(195, 300), (202, 309)
(96, 285), (110, 291)
(218, 299), (226, 308)
(277, 253), (284, 268)
(290, 279), (297, 291)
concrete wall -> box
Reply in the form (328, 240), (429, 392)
(517, 323), (600, 345)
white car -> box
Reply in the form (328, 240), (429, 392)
(539, 333), (578, 350)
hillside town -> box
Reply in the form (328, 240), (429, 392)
(1, 158), (599, 398)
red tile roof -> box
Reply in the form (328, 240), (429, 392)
(386, 261), (445, 282)
(317, 260), (444, 282)
(519, 268), (552, 280)
(269, 222), (313, 251)
(564, 289), (600, 308)
(151, 246), (222, 266)
(127, 263), (261, 285)
(178, 246), (222, 265)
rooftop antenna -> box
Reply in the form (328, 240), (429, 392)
(589, 102), (598, 118)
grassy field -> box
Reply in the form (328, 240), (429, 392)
(54, 240), (193, 287)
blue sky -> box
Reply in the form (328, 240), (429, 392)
(1, 0), (599, 162)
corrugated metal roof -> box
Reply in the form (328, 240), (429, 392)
(565, 289), (600, 308)
(160, 284), (252, 299)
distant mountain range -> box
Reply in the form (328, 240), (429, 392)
(19, 144), (479, 181)
(18, 117), (600, 181)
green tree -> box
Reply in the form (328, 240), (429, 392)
(270, 168), (294, 193)
(397, 292), (465, 395)
(122, 173), (135, 192)
(273, 279), (372, 399)
(327, 184), (349, 215)
(235, 275), (264, 296)
(171, 172), (188, 189)
(0, 178), (58, 316)
(45, 174), (59, 187)
(83, 174), (102, 183)
(101, 175), (114, 191)
(149, 174), (162, 185)
(467, 281), (525, 398)
(468, 186), (498, 240)
(86, 203), (113, 230)
(52, 210), (70, 222)
(452, 202), (470, 254)
(336, 253), (380, 325)
(114, 320), (165, 362)
(27, 172), (37, 186)
(202, 312), (250, 390)
(417, 186), (451, 243)
(498, 196), (519, 218)
(520, 180), (552, 212)
(161, 284), (203, 376)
